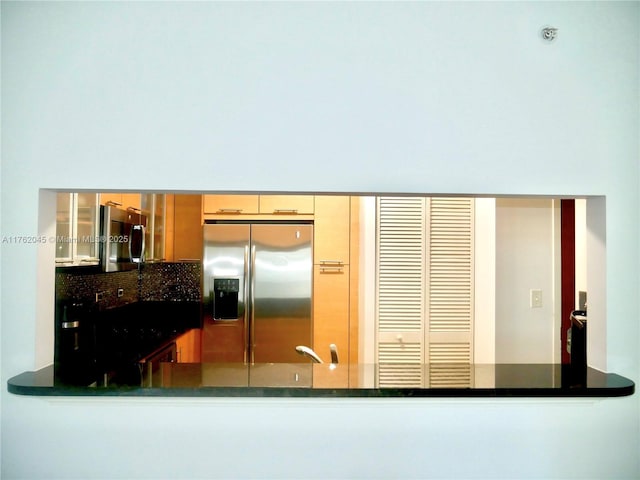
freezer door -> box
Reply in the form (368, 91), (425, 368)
(250, 224), (313, 363)
(202, 224), (250, 362)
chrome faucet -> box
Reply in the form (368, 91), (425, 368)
(329, 343), (338, 364)
(295, 345), (323, 363)
(295, 344), (339, 364)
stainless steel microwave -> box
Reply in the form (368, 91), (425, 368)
(100, 205), (146, 272)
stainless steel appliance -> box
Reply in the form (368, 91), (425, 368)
(100, 205), (147, 272)
(54, 301), (97, 386)
(202, 222), (313, 365)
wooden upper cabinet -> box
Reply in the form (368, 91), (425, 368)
(203, 194), (314, 216)
(259, 195), (314, 214)
(203, 195), (259, 214)
(164, 194), (175, 262)
(100, 193), (141, 211)
(173, 194), (203, 261)
(313, 196), (350, 264)
(100, 193), (122, 207)
(121, 193), (141, 211)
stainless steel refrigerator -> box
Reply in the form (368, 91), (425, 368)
(202, 222), (313, 366)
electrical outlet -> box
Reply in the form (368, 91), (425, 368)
(95, 291), (105, 302)
(117, 288), (124, 298)
(530, 289), (542, 308)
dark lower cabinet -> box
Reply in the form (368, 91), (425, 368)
(54, 301), (201, 387)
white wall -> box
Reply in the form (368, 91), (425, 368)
(2, 2), (639, 479)
(575, 198), (588, 307)
(474, 198), (496, 364)
(586, 196), (608, 370)
(358, 196), (377, 369)
(495, 198), (559, 363)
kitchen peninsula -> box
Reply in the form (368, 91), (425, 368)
(24, 192), (634, 400)
(7, 363), (635, 397)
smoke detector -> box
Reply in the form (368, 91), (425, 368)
(541, 26), (558, 42)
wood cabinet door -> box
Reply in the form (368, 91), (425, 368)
(176, 329), (202, 363)
(314, 196), (350, 264)
(203, 195), (259, 214)
(201, 321), (245, 363)
(121, 193), (141, 211)
(173, 194), (203, 261)
(100, 193), (141, 211)
(312, 363), (349, 389)
(164, 194), (175, 261)
(100, 193), (122, 206)
(313, 264), (350, 372)
(259, 195), (314, 214)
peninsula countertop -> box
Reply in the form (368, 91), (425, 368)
(7, 363), (635, 398)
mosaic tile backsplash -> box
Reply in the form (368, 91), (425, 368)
(139, 262), (201, 302)
(56, 270), (139, 309)
(56, 262), (201, 309)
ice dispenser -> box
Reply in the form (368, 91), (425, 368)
(213, 278), (240, 320)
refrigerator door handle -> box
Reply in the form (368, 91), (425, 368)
(250, 244), (256, 364)
(243, 245), (250, 364)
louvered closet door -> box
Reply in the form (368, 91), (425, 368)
(376, 197), (426, 387)
(426, 198), (474, 388)
(376, 197), (474, 388)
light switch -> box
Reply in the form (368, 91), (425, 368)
(579, 291), (587, 311)
(530, 289), (542, 308)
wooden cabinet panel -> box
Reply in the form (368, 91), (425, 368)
(164, 194), (175, 262)
(259, 195), (314, 214)
(203, 195), (259, 214)
(121, 193), (141, 211)
(312, 363), (349, 389)
(314, 196), (350, 264)
(100, 193), (141, 211)
(173, 194), (203, 261)
(100, 193), (122, 206)
(176, 328), (202, 363)
(313, 264), (350, 370)
(201, 321), (245, 363)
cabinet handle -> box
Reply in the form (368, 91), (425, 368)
(217, 209), (242, 214)
(243, 245), (249, 365)
(320, 266), (344, 273)
(105, 201), (122, 207)
(273, 209), (298, 214)
(250, 245), (256, 364)
(127, 206), (141, 212)
(319, 260), (344, 266)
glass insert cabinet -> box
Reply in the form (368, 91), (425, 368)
(55, 193), (100, 266)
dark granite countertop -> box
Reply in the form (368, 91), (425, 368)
(7, 363), (635, 398)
